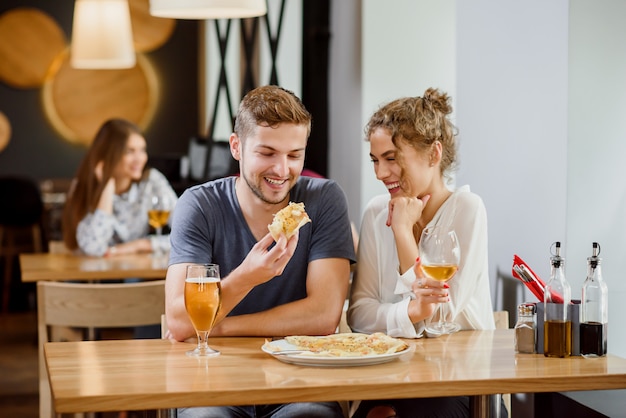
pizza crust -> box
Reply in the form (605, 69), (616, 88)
(268, 201), (311, 241)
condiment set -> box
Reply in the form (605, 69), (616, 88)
(513, 242), (608, 358)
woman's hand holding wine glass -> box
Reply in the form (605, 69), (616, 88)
(419, 225), (461, 335)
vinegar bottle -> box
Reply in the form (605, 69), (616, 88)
(544, 241), (572, 358)
(580, 242), (608, 358)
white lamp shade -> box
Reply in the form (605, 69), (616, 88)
(149, 0), (267, 20)
(70, 0), (135, 69)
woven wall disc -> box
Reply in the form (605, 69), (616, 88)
(0, 8), (66, 89)
(0, 111), (10, 153)
(42, 50), (158, 145)
(129, 0), (176, 52)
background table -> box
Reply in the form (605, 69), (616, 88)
(44, 330), (626, 417)
(25, 251), (170, 417)
(20, 252), (168, 282)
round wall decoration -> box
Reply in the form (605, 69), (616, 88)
(42, 50), (158, 145)
(0, 111), (11, 152)
(129, 0), (176, 52)
(0, 7), (66, 89)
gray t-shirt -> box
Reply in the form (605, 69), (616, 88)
(169, 176), (356, 316)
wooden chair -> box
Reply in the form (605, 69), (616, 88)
(493, 310), (509, 331)
(493, 310), (511, 417)
(37, 279), (166, 418)
(494, 267), (524, 328)
(0, 176), (44, 313)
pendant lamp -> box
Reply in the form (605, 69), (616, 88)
(149, 0), (267, 19)
(70, 0), (135, 69)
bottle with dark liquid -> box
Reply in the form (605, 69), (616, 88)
(580, 242), (608, 358)
(544, 241), (572, 358)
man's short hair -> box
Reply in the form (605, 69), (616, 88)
(234, 85), (312, 141)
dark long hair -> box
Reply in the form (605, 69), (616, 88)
(62, 118), (145, 250)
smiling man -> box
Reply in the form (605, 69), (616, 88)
(165, 86), (355, 418)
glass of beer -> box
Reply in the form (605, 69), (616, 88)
(184, 263), (222, 357)
(148, 195), (171, 255)
(420, 225), (461, 335)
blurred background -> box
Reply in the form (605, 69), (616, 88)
(1, 1), (626, 415)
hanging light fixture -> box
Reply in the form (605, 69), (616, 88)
(70, 0), (135, 69)
(149, 0), (267, 20)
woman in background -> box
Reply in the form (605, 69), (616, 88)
(62, 118), (177, 257)
(348, 88), (503, 418)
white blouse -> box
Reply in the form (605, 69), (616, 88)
(347, 185), (495, 338)
(76, 168), (178, 256)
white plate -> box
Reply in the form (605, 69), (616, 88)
(262, 339), (413, 367)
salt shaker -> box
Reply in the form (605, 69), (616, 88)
(515, 303), (536, 354)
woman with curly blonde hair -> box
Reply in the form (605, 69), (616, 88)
(348, 88), (504, 417)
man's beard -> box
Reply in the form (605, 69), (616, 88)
(242, 170), (289, 205)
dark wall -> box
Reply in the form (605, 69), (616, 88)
(302, 0), (330, 178)
(0, 0), (199, 181)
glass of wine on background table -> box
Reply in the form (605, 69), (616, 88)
(420, 225), (461, 335)
(148, 195), (171, 256)
(184, 263), (222, 357)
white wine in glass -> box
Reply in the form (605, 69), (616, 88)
(420, 225), (461, 335)
(184, 263), (221, 357)
(148, 195), (171, 256)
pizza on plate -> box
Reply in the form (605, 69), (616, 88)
(265, 333), (409, 357)
(268, 201), (311, 241)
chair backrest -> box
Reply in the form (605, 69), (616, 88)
(493, 310), (510, 330)
(187, 136), (237, 181)
(0, 176), (43, 227)
(47, 240), (70, 254)
(1, 176), (44, 313)
(38, 280), (166, 330)
(494, 266), (524, 328)
(37, 279), (166, 418)
(161, 313), (168, 338)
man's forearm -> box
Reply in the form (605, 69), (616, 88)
(211, 296), (342, 337)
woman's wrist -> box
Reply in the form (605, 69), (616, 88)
(407, 299), (427, 323)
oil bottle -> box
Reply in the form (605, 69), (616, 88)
(544, 241), (572, 357)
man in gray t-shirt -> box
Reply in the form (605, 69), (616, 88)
(165, 86), (355, 418)
(170, 175), (354, 317)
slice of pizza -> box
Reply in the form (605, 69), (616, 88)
(282, 333), (409, 357)
(268, 201), (311, 241)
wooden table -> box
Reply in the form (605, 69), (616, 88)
(43, 330), (626, 417)
(23, 251), (170, 418)
(19, 252), (168, 282)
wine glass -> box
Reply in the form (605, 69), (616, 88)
(148, 195), (171, 256)
(184, 263), (222, 357)
(420, 225), (461, 335)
